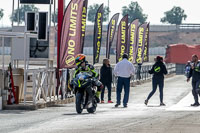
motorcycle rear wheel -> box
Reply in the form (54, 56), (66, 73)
(87, 101), (97, 113)
(76, 93), (83, 114)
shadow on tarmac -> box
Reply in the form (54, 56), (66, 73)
(147, 105), (161, 107)
(0, 110), (27, 114)
(111, 107), (128, 109)
(63, 112), (94, 116)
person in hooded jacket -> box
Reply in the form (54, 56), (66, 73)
(100, 59), (113, 103)
(144, 56), (168, 106)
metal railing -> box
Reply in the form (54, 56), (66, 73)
(24, 68), (57, 105)
(2, 63), (176, 105)
(64, 63), (176, 98)
(179, 23), (200, 31)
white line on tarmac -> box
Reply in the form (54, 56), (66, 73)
(166, 92), (200, 111)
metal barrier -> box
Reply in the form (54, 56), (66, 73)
(3, 63), (175, 105)
(179, 23), (200, 31)
(25, 68), (57, 105)
(63, 63), (176, 98)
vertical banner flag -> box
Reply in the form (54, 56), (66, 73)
(116, 14), (128, 63)
(93, 4), (104, 64)
(143, 23), (150, 62)
(135, 23), (148, 64)
(127, 19), (139, 63)
(59, 0), (84, 69)
(80, 0), (88, 53)
(106, 13), (119, 59)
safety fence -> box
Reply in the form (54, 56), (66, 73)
(59, 63), (176, 100)
(0, 47), (166, 56)
(28, 69), (56, 105)
(2, 63), (175, 105)
(179, 23), (200, 31)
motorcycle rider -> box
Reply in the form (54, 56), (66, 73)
(73, 54), (103, 105)
(187, 54), (200, 106)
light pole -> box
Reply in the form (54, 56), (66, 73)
(17, 0), (20, 26)
(108, 0), (110, 24)
(12, 0), (14, 27)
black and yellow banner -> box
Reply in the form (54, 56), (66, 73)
(59, 0), (84, 68)
(93, 4), (104, 64)
(116, 15), (128, 62)
(106, 13), (119, 59)
(127, 19), (139, 63)
(143, 23), (150, 62)
(135, 23), (148, 64)
(80, 0), (88, 53)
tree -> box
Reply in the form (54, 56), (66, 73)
(10, 5), (39, 24)
(88, 4), (110, 23)
(0, 9), (4, 20)
(52, 9), (58, 23)
(161, 6), (187, 25)
(122, 2), (147, 24)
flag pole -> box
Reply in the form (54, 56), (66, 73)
(57, 0), (64, 96)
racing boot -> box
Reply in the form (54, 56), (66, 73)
(95, 91), (101, 103)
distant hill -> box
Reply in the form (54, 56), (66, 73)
(84, 24), (200, 48)
(1, 24), (200, 48)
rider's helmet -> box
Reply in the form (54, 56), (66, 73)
(75, 54), (86, 66)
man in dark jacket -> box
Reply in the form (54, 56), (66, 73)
(145, 56), (168, 106)
(187, 54), (200, 106)
(100, 59), (113, 103)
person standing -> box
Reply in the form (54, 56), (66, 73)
(100, 59), (113, 103)
(187, 55), (200, 106)
(136, 63), (142, 80)
(114, 53), (135, 108)
(185, 61), (191, 78)
(144, 56), (168, 106)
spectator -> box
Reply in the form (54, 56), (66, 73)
(114, 53), (135, 108)
(185, 61), (191, 78)
(144, 56), (168, 106)
(100, 59), (113, 103)
(136, 63), (142, 80)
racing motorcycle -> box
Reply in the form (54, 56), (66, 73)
(71, 72), (99, 114)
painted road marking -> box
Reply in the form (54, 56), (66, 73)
(166, 92), (200, 111)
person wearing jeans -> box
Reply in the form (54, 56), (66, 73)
(116, 77), (131, 107)
(100, 59), (113, 103)
(114, 53), (135, 108)
(145, 56), (168, 106)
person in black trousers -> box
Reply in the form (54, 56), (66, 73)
(187, 54), (200, 106)
(100, 59), (113, 103)
(145, 56), (168, 106)
(114, 54), (135, 107)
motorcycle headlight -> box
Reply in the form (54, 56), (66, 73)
(79, 75), (85, 81)
(79, 77), (84, 81)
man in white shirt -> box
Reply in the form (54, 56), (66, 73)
(114, 53), (135, 107)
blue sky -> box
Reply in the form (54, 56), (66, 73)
(0, 0), (200, 27)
